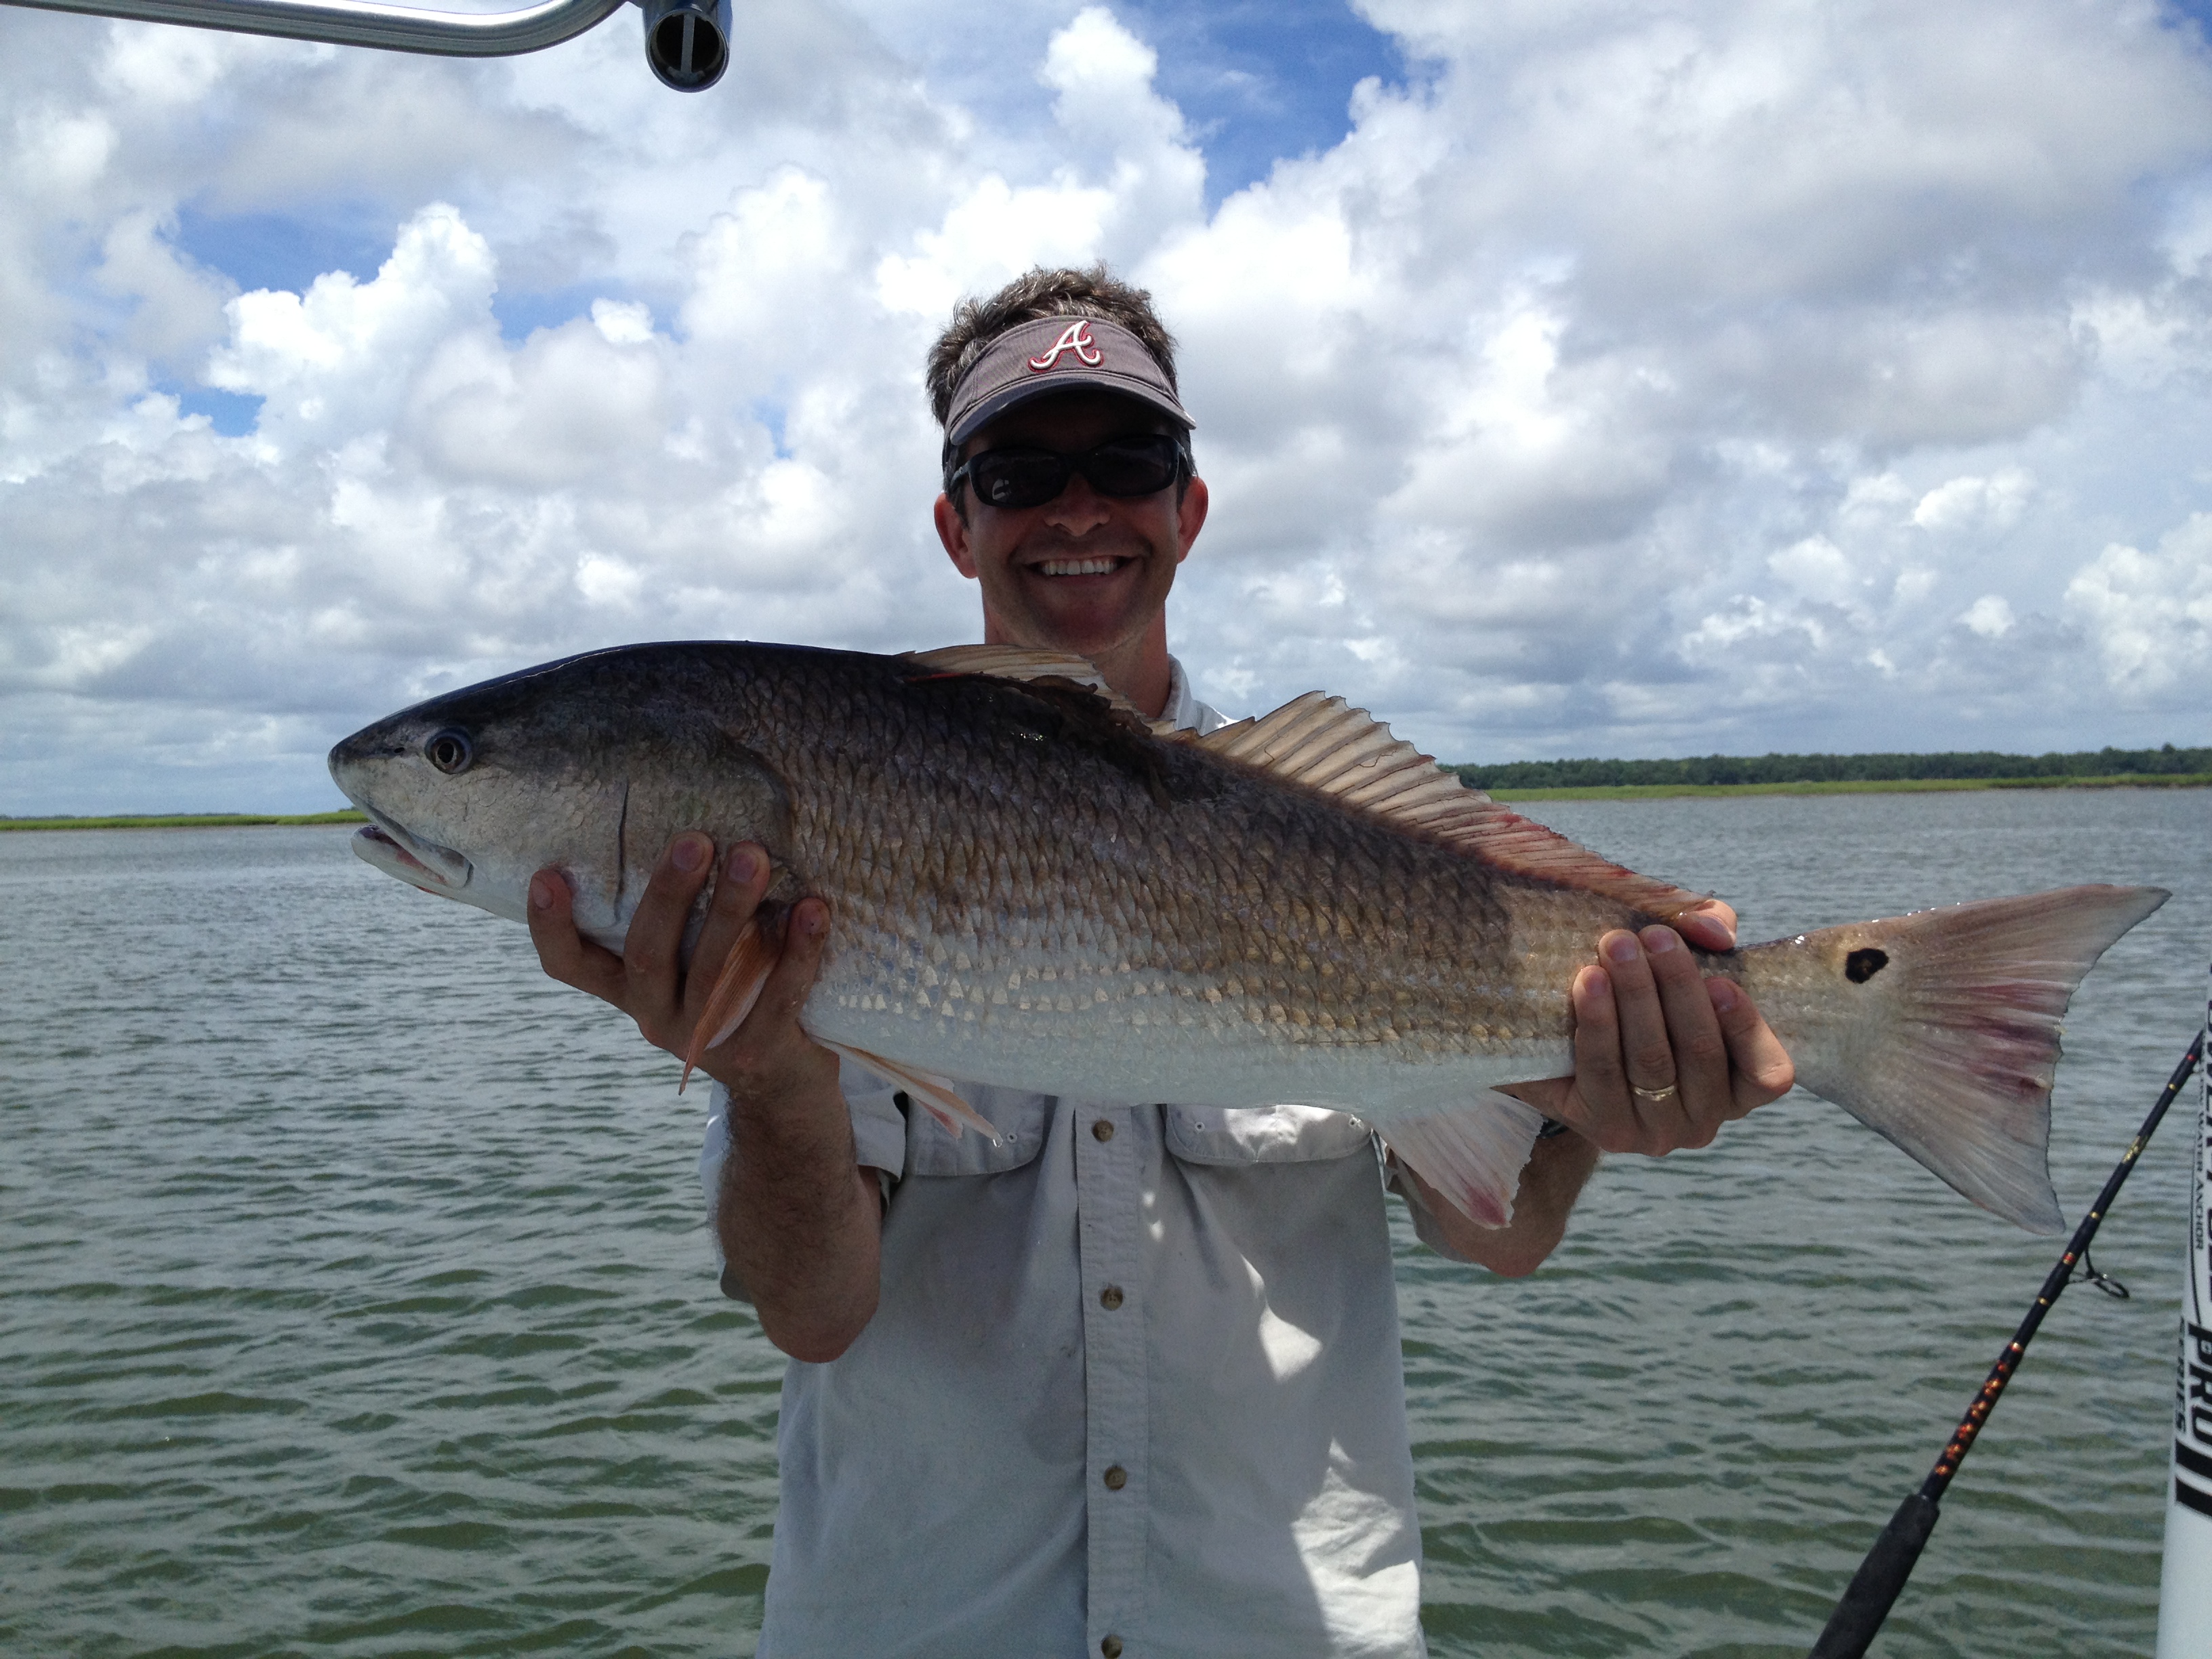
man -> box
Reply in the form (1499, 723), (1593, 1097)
(527, 267), (1794, 1657)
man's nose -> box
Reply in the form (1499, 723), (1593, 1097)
(1042, 470), (1112, 533)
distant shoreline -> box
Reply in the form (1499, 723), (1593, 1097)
(4, 772), (2207, 830)
(1486, 773), (2212, 801)
(0, 811), (368, 832)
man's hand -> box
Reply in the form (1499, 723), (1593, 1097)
(527, 834), (880, 1362)
(1507, 898), (1795, 1155)
(525, 833), (838, 1102)
(1416, 901), (1795, 1278)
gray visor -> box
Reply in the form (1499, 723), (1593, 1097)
(944, 315), (1193, 447)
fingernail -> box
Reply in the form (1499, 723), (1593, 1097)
(727, 846), (757, 884)
(1605, 933), (1640, 964)
(1707, 978), (1740, 1014)
(529, 873), (554, 911)
(800, 903), (826, 937)
(1641, 927), (1678, 955)
(1576, 964), (1610, 1002)
(671, 836), (707, 873)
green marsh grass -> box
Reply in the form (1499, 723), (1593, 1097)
(0, 811), (367, 832)
(1483, 773), (2211, 802)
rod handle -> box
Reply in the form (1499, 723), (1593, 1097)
(1807, 1492), (1940, 1659)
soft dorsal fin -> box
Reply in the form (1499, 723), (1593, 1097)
(1193, 693), (1712, 919)
(904, 645), (1165, 730)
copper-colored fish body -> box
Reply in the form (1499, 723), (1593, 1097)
(331, 641), (2165, 1233)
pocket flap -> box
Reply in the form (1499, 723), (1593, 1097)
(903, 1085), (1054, 1177)
(1163, 1103), (1376, 1166)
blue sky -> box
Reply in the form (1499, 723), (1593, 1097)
(3, 0), (2211, 813)
(1116, 0), (1404, 204)
(165, 5), (1406, 296)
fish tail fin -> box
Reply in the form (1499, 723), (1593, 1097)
(1742, 883), (2167, 1233)
(1378, 1091), (1547, 1229)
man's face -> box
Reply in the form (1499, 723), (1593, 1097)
(934, 389), (1208, 663)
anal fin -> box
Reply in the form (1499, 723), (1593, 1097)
(1380, 1091), (1547, 1229)
(821, 1040), (1002, 1142)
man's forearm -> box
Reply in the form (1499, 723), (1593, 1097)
(718, 1077), (883, 1363)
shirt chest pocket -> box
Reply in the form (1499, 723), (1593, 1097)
(1162, 1104), (1378, 1166)
(901, 1086), (1055, 1178)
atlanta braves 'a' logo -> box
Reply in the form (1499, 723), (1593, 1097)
(1029, 321), (1105, 371)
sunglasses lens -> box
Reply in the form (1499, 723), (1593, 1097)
(970, 450), (1069, 509)
(1082, 436), (1182, 497)
(962, 435), (1186, 508)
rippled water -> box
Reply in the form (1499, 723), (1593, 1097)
(2, 789), (2206, 1657)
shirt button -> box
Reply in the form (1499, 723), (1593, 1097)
(1099, 1285), (1124, 1310)
(1092, 1118), (1115, 1142)
(1101, 1639), (1124, 1658)
(1103, 1465), (1127, 1490)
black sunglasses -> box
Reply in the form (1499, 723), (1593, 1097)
(946, 433), (1191, 511)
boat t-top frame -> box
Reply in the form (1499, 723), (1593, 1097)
(1, 0), (732, 90)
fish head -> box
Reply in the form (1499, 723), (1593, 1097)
(328, 667), (619, 937)
(328, 645), (793, 955)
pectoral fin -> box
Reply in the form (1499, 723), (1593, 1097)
(1380, 1091), (1547, 1229)
(678, 917), (775, 1094)
(821, 1041), (1002, 1142)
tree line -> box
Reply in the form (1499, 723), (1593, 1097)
(1450, 743), (2211, 790)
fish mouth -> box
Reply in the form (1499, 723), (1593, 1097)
(351, 811), (472, 894)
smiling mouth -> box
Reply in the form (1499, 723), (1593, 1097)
(1031, 556), (1131, 577)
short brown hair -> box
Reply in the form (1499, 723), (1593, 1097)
(926, 265), (1180, 433)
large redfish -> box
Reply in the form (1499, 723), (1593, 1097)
(327, 640), (2165, 1233)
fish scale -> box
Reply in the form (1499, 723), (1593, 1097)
(330, 638), (2167, 1233)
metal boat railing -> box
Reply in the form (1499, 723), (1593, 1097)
(0, 0), (731, 88)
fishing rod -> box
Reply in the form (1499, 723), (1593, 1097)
(1807, 1029), (2207, 1659)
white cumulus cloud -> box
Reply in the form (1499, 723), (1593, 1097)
(3, 0), (2212, 812)
(1961, 595), (2018, 639)
(2064, 518), (2212, 694)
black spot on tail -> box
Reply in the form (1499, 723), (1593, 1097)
(1845, 947), (1889, 984)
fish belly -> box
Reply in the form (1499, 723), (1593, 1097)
(800, 921), (1574, 1118)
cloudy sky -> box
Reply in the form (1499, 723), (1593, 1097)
(4, 0), (2212, 813)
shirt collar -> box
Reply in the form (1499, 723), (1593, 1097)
(1162, 656), (1227, 736)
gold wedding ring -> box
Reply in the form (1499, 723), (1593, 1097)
(1631, 1083), (1679, 1103)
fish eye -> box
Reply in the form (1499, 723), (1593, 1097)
(424, 729), (474, 775)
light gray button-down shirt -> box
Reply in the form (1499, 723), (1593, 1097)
(701, 659), (1432, 1658)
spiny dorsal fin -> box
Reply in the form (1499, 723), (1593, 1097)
(907, 643), (1178, 804)
(903, 645), (1164, 729)
(1191, 693), (1712, 919)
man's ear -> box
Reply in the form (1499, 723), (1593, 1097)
(935, 492), (979, 579)
(1174, 473), (1209, 566)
